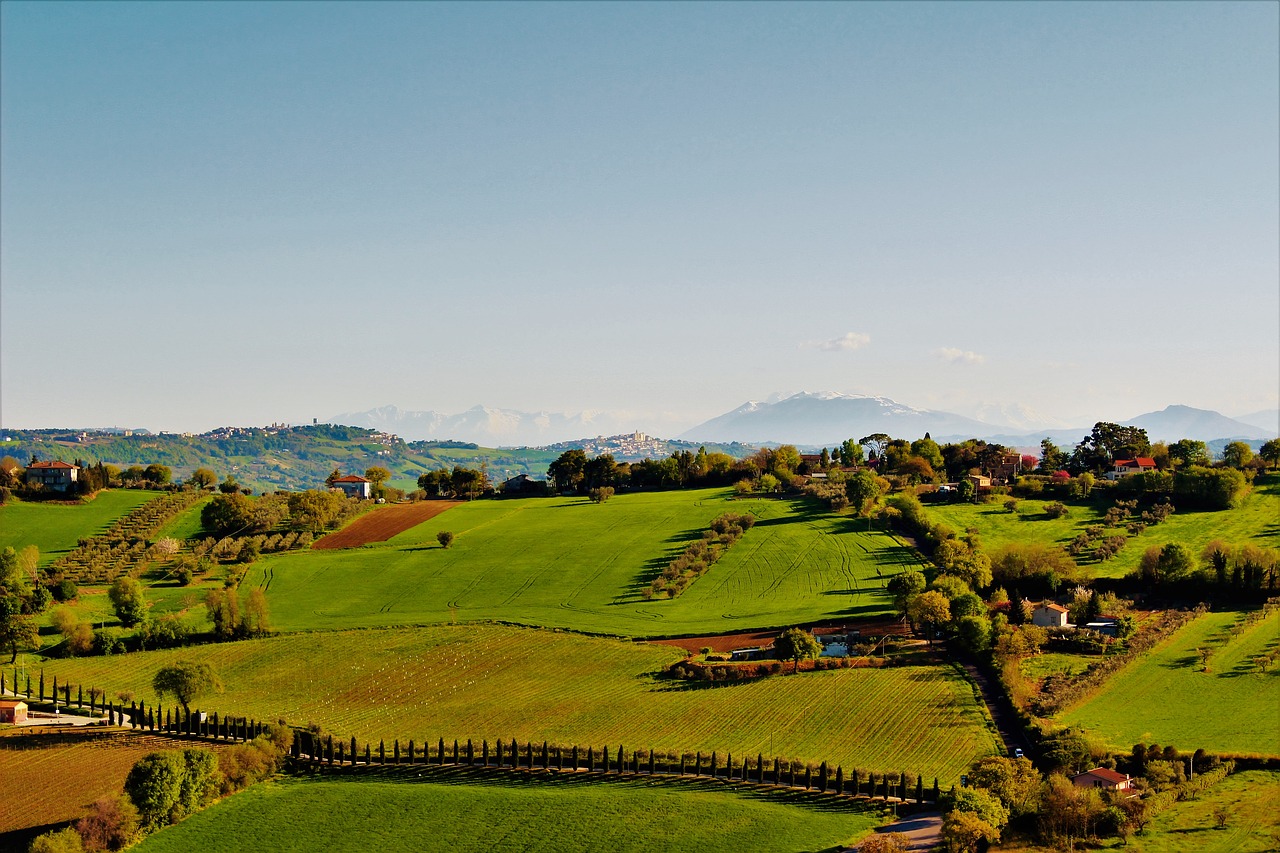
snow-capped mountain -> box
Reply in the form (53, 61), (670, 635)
(329, 405), (647, 446)
(678, 392), (1008, 445)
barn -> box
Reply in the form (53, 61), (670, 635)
(0, 699), (29, 724)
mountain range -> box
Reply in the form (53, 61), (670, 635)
(333, 395), (1275, 449)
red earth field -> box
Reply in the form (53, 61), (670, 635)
(313, 501), (461, 550)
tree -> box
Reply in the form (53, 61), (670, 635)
(0, 593), (38, 663)
(966, 756), (1041, 818)
(1070, 422), (1150, 474)
(941, 810), (999, 853)
(153, 662), (222, 715)
(201, 492), (255, 538)
(1038, 439), (1067, 474)
(365, 466), (391, 498)
(888, 570), (926, 620)
(143, 464), (172, 485)
(187, 468), (217, 490)
(437, 531), (455, 549)
(548, 449), (587, 493)
(757, 473), (781, 493)
(1168, 439), (1211, 469)
(857, 833), (910, 853)
(124, 751), (187, 829)
(1260, 438), (1280, 470)
(76, 794), (140, 851)
(28, 828), (85, 853)
(108, 577), (148, 628)
(287, 490), (345, 532)
(1136, 543), (1194, 584)
(935, 538), (992, 590)
(774, 627), (822, 673)
(1220, 441), (1253, 469)
(839, 439), (864, 468)
(907, 591), (951, 645)
(217, 477), (240, 494)
(846, 470), (889, 516)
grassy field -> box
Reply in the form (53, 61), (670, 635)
(1059, 610), (1280, 755)
(132, 773), (885, 853)
(1019, 652), (1093, 681)
(31, 625), (999, 781)
(242, 489), (925, 637)
(152, 494), (213, 542)
(922, 474), (1280, 579)
(0, 490), (159, 566)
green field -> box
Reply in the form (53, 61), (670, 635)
(152, 495), (213, 542)
(923, 474), (1280, 578)
(1060, 610), (1280, 755)
(1020, 652), (1094, 681)
(131, 774), (884, 853)
(242, 489), (924, 637)
(0, 490), (158, 566)
(31, 625), (999, 780)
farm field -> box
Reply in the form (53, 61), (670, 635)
(1059, 610), (1280, 755)
(0, 730), (228, 838)
(152, 494), (213, 542)
(131, 773), (884, 853)
(0, 490), (158, 566)
(312, 500), (461, 549)
(32, 625), (1000, 781)
(244, 488), (925, 636)
(922, 473), (1280, 579)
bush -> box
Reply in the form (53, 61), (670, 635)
(28, 828), (84, 853)
(51, 579), (79, 602)
(437, 531), (455, 549)
(587, 487), (614, 503)
(76, 794), (140, 851)
(1043, 502), (1069, 519)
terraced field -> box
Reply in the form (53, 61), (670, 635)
(1060, 609), (1280, 754)
(244, 489), (924, 636)
(33, 625), (999, 781)
(132, 774), (884, 853)
(0, 490), (158, 566)
(922, 474), (1279, 579)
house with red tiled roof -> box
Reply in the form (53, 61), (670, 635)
(1032, 601), (1070, 628)
(1072, 767), (1134, 791)
(331, 474), (371, 499)
(25, 460), (79, 492)
(1105, 458), (1157, 481)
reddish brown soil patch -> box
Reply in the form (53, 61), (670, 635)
(654, 617), (909, 654)
(313, 501), (461, 550)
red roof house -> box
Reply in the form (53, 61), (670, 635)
(25, 460), (80, 492)
(1072, 767), (1134, 791)
(331, 474), (371, 499)
(1106, 458), (1157, 480)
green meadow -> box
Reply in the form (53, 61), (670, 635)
(243, 489), (925, 637)
(922, 473), (1280, 579)
(1060, 610), (1280, 755)
(0, 490), (158, 566)
(131, 774), (885, 853)
(32, 625), (999, 781)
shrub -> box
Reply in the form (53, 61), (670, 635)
(29, 828), (84, 853)
(437, 531), (455, 549)
(76, 794), (140, 851)
(587, 487), (614, 503)
(1043, 502), (1069, 519)
(51, 579), (79, 602)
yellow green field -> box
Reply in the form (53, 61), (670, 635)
(30, 624), (999, 781)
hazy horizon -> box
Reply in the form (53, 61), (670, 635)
(3, 2), (1277, 434)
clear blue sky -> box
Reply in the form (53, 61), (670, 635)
(3, 1), (1276, 434)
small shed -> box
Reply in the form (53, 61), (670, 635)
(0, 699), (29, 724)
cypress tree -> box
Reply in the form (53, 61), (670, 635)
(787, 760), (794, 787)
(365, 744), (371, 764)
(337, 742), (345, 765)
(495, 739), (502, 768)
(571, 745), (578, 771)
(467, 738), (475, 765)
(52, 676), (58, 708)
(933, 778), (941, 802)
(165, 708), (171, 730)
(39, 670), (44, 701)
(695, 752), (702, 776)
(632, 750), (639, 774)
(26, 673), (31, 697)
(537, 740), (544, 770)
(773, 757), (781, 785)
(380, 739), (386, 765)
(757, 753), (764, 784)
(710, 751), (717, 779)
(819, 761), (828, 792)
(835, 766), (844, 795)
(77, 684), (83, 707)
(602, 746), (609, 773)
(587, 746), (595, 772)
(1, 673), (4, 694)
(852, 768), (860, 796)
(327, 735), (334, 766)
(438, 738), (445, 765)
(916, 775), (924, 804)
(453, 739), (459, 764)
(899, 771), (907, 801)
(679, 752), (686, 775)
(617, 745), (624, 775)
(481, 740), (488, 767)
(395, 739), (401, 765)
(805, 766), (812, 790)
(557, 746), (564, 771)
(727, 753), (732, 780)
(648, 748), (655, 775)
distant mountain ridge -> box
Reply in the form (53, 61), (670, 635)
(1122, 405), (1274, 443)
(330, 404), (649, 446)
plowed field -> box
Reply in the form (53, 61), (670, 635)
(314, 501), (460, 550)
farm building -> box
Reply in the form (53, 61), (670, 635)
(1105, 458), (1157, 480)
(966, 472), (992, 489)
(331, 475), (371, 499)
(1072, 767), (1134, 791)
(501, 474), (544, 495)
(0, 699), (29, 724)
(25, 460), (79, 492)
(1032, 602), (1070, 628)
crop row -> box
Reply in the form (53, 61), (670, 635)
(48, 492), (204, 584)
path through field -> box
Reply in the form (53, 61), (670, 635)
(313, 501), (461, 549)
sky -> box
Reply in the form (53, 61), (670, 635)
(2, 1), (1277, 435)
